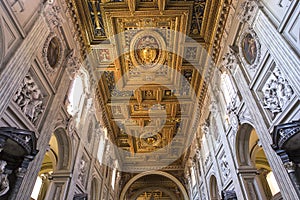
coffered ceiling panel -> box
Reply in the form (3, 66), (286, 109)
(72, 0), (223, 171)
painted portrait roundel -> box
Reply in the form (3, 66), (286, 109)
(130, 30), (166, 72)
(239, 29), (261, 70)
(43, 33), (64, 74)
(242, 33), (257, 65)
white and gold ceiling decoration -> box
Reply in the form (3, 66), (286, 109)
(71, 0), (226, 171)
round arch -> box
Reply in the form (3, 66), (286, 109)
(235, 123), (254, 166)
(120, 171), (189, 200)
(53, 127), (72, 170)
(209, 175), (220, 200)
(90, 177), (100, 200)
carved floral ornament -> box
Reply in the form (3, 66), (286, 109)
(239, 28), (261, 70)
(42, 33), (64, 74)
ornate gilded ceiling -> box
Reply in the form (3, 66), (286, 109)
(72, 0), (225, 171)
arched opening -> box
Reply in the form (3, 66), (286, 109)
(30, 128), (72, 200)
(235, 124), (281, 199)
(90, 177), (100, 200)
(209, 175), (220, 200)
(120, 171), (189, 200)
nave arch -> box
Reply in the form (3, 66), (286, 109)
(120, 170), (189, 200)
(31, 127), (73, 200)
(235, 123), (281, 199)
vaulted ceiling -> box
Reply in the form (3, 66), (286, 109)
(72, 0), (227, 172)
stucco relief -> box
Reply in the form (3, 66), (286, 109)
(13, 74), (46, 125)
(260, 65), (294, 118)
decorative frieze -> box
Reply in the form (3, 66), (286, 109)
(13, 74), (46, 125)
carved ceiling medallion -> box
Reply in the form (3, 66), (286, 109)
(130, 30), (166, 72)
